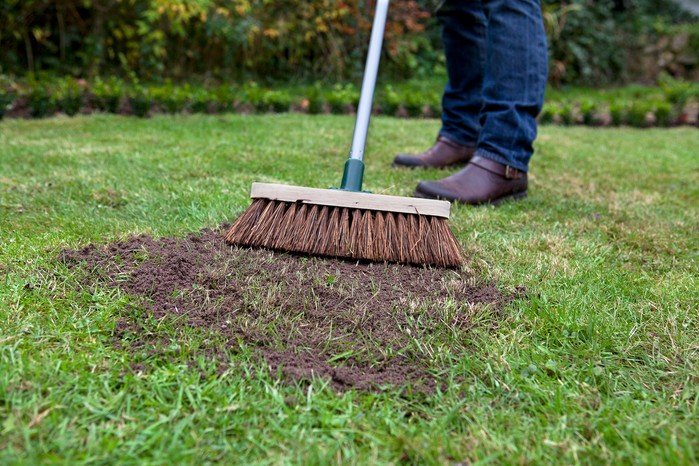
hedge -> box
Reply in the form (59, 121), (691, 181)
(1, 75), (698, 128)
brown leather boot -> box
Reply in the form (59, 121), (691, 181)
(393, 135), (476, 168)
(413, 156), (528, 205)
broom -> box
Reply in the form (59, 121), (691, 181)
(225, 0), (463, 268)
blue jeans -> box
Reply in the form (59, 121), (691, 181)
(437, 0), (548, 172)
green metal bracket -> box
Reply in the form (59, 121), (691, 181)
(339, 158), (365, 192)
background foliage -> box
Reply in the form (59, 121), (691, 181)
(0, 0), (697, 85)
(0, 0), (439, 82)
(541, 0), (698, 85)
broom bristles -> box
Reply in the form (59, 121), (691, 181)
(225, 198), (464, 268)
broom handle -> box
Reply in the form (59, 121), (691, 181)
(340, 0), (389, 191)
(350, 0), (389, 162)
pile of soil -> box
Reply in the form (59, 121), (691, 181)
(61, 225), (519, 392)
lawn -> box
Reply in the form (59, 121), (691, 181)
(1, 114), (697, 464)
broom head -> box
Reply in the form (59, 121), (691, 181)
(225, 183), (464, 268)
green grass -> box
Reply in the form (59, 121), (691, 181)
(1, 114), (698, 464)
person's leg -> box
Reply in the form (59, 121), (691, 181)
(414, 0), (547, 204)
(392, 0), (485, 168)
(438, 0), (487, 148)
(476, 0), (548, 172)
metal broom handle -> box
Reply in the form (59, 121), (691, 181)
(350, 0), (389, 162)
(340, 0), (389, 192)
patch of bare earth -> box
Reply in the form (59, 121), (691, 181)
(61, 225), (522, 393)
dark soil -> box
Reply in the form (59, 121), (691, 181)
(60, 225), (521, 393)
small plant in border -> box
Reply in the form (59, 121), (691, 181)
(92, 76), (124, 114)
(579, 99), (598, 126)
(211, 85), (236, 113)
(327, 83), (358, 115)
(190, 87), (210, 114)
(0, 89), (13, 120)
(559, 100), (576, 126)
(659, 73), (696, 123)
(55, 77), (84, 117)
(426, 90), (441, 118)
(241, 82), (267, 112)
(402, 88), (424, 118)
(629, 101), (649, 127)
(653, 99), (674, 127)
(25, 76), (54, 118)
(128, 84), (152, 118)
(609, 100), (628, 126)
(306, 82), (326, 115)
(379, 85), (401, 116)
(265, 89), (291, 113)
(538, 102), (559, 125)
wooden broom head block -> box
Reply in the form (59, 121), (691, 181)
(250, 183), (451, 219)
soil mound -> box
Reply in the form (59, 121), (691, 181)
(61, 225), (517, 392)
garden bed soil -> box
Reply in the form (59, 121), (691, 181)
(61, 225), (521, 392)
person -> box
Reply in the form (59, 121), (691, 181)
(393, 0), (548, 205)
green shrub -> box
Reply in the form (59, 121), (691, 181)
(658, 75), (698, 124)
(170, 84), (191, 113)
(306, 83), (325, 115)
(539, 102), (559, 125)
(402, 89), (424, 117)
(151, 81), (190, 114)
(559, 101), (576, 125)
(380, 85), (401, 116)
(327, 84), (358, 115)
(92, 77), (124, 113)
(5, 74), (694, 128)
(653, 99), (674, 127)
(0, 91), (13, 120)
(658, 74), (696, 109)
(26, 82), (54, 118)
(425, 90), (441, 118)
(128, 86), (152, 118)
(190, 88), (210, 114)
(149, 83), (171, 112)
(241, 82), (267, 112)
(627, 101), (650, 127)
(55, 77), (83, 116)
(265, 90), (291, 113)
(0, 1), (437, 84)
(0, 1), (693, 87)
(609, 100), (628, 126)
(543, 1), (624, 85)
(542, 0), (689, 86)
(579, 99), (598, 125)
(210, 85), (236, 113)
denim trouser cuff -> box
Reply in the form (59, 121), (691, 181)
(439, 129), (477, 149)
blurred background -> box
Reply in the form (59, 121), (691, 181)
(1, 0), (698, 124)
